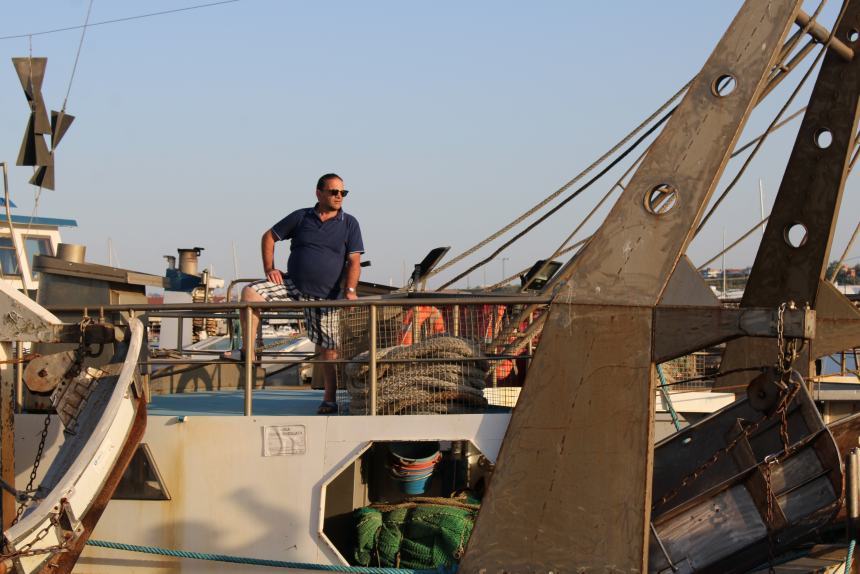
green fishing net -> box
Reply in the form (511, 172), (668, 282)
(353, 497), (480, 569)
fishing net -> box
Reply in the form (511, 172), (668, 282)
(345, 336), (490, 414)
(353, 496), (480, 569)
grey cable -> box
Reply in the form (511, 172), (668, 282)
(62, 0), (95, 111)
(0, 0), (240, 41)
(426, 79), (692, 281)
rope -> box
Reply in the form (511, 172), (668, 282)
(436, 104), (675, 291)
(512, 143), (650, 293)
(86, 539), (450, 573)
(846, 539), (855, 574)
(346, 336), (489, 415)
(696, 215), (770, 271)
(427, 80), (691, 282)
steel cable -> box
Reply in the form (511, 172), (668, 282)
(436, 104), (675, 291)
(695, 2), (845, 236)
(0, 1), (241, 41)
(426, 80), (692, 282)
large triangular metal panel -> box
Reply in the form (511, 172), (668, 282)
(12, 57), (50, 134)
(50, 110), (74, 149)
(29, 166), (54, 190)
(16, 113), (53, 167)
(11, 57), (46, 99)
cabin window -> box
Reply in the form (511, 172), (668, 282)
(24, 236), (53, 279)
(0, 236), (53, 279)
(0, 238), (17, 275)
(112, 443), (171, 501)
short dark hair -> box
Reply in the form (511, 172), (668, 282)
(317, 173), (342, 190)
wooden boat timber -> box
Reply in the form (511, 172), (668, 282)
(0, 283), (145, 574)
(651, 384), (843, 573)
(3, 0), (860, 571)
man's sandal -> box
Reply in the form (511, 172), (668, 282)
(317, 401), (338, 415)
(220, 349), (247, 362)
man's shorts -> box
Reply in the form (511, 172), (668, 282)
(247, 275), (339, 349)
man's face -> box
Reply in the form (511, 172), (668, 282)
(316, 178), (345, 211)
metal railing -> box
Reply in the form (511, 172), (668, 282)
(44, 295), (552, 416)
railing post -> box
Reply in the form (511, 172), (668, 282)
(177, 314), (184, 352)
(243, 305), (254, 416)
(14, 343), (23, 413)
(369, 304), (378, 416)
(452, 305), (460, 337)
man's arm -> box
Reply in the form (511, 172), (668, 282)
(261, 230), (283, 284)
(344, 252), (361, 300)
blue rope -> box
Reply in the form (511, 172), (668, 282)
(86, 539), (454, 574)
(846, 538), (855, 573)
(656, 364), (682, 431)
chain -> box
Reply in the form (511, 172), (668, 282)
(775, 302), (800, 452)
(762, 455), (778, 573)
(12, 318), (93, 526)
(2, 513), (69, 563)
(654, 304), (804, 512)
(776, 302), (798, 375)
(12, 414), (51, 525)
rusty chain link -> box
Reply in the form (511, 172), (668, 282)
(654, 304), (803, 513)
(2, 513), (69, 563)
(12, 414), (51, 525)
(12, 318), (94, 526)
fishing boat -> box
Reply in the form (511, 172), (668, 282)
(4, 1), (860, 572)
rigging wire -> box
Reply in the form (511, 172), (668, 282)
(694, 38), (831, 236)
(426, 79), (692, 282)
(696, 1), (845, 236)
(431, 8), (826, 291)
(696, 215), (770, 271)
(436, 104), (676, 291)
(0, 0), (241, 41)
(63, 0), (95, 112)
(512, 143), (652, 292)
(20, 1), (94, 253)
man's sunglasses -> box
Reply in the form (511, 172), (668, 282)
(321, 189), (349, 198)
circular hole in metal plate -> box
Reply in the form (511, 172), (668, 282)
(644, 184), (678, 215)
(814, 128), (833, 149)
(849, 29), (859, 43)
(712, 74), (736, 97)
(784, 222), (808, 248)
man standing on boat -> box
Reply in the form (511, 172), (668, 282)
(229, 173), (364, 415)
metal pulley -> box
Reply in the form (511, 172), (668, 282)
(746, 366), (803, 414)
(23, 351), (77, 394)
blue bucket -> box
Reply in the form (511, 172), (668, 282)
(388, 442), (441, 495)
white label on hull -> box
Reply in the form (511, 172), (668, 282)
(263, 425), (306, 456)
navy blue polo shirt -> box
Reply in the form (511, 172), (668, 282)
(270, 206), (364, 299)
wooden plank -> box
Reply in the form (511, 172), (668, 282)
(47, 395), (147, 573)
(652, 485), (767, 571)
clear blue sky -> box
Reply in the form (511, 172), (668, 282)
(1, 1), (857, 289)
